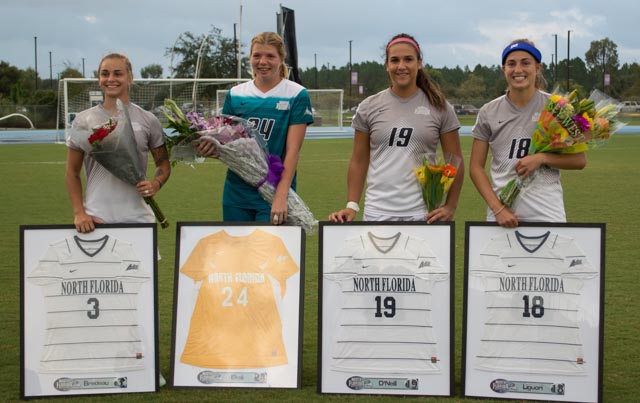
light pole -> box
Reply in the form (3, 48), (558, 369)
(169, 33), (183, 99)
(348, 40), (353, 97)
(566, 30), (571, 91)
(602, 45), (607, 93)
(192, 33), (211, 108)
(552, 34), (558, 87)
(237, 1), (243, 79)
(34, 36), (38, 90)
(234, 23), (238, 76)
(169, 33), (183, 78)
(82, 58), (85, 78)
(551, 53), (554, 85)
(314, 53), (318, 88)
(49, 51), (53, 89)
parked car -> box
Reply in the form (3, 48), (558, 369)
(621, 101), (640, 113)
(453, 104), (479, 115)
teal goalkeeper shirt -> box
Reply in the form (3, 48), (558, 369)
(221, 79), (314, 210)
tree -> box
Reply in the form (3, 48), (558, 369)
(59, 66), (83, 79)
(585, 38), (620, 94)
(615, 62), (640, 99)
(0, 61), (22, 101)
(9, 80), (27, 105)
(585, 39), (619, 76)
(167, 26), (249, 79)
(57, 67), (85, 100)
(140, 64), (163, 79)
(456, 73), (487, 102)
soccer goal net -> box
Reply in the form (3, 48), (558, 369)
(57, 79), (345, 141)
(57, 78), (248, 142)
(215, 88), (344, 132)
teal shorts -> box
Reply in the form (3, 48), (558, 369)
(223, 205), (272, 223)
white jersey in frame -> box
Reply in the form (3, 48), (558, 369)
(470, 230), (598, 375)
(324, 231), (449, 374)
(27, 235), (150, 373)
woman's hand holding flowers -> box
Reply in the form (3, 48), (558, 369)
(195, 140), (219, 158)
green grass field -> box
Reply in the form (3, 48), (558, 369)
(1, 134), (639, 402)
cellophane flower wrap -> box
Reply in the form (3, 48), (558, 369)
(414, 152), (461, 212)
(162, 99), (205, 167)
(163, 98), (318, 233)
(499, 89), (625, 208)
(69, 99), (169, 228)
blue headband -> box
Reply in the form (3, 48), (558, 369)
(501, 42), (542, 65)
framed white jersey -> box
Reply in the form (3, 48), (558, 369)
(21, 224), (158, 399)
(319, 222), (454, 397)
(463, 222), (605, 403)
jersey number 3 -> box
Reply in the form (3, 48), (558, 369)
(87, 297), (99, 319)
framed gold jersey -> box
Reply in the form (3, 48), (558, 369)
(170, 223), (304, 389)
(20, 224), (159, 399)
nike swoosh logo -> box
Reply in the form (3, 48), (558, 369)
(507, 264), (516, 267)
(69, 269), (78, 273)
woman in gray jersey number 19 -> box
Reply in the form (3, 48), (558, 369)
(329, 33), (464, 224)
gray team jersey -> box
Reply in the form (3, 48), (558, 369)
(471, 90), (566, 222)
(352, 89), (460, 218)
(67, 103), (165, 223)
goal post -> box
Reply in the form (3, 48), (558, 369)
(57, 78), (249, 142)
(57, 79), (345, 142)
(216, 88), (345, 132)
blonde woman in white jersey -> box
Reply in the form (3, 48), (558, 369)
(469, 39), (586, 228)
(329, 33), (464, 223)
(65, 54), (171, 233)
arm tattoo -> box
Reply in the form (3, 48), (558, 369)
(151, 145), (169, 164)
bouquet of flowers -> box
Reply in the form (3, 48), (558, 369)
(162, 99), (207, 166)
(414, 152), (461, 212)
(70, 100), (169, 228)
(499, 89), (625, 208)
(162, 98), (318, 233)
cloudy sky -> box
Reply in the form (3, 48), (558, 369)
(3, 0), (639, 79)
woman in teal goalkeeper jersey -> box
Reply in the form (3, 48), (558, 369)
(197, 32), (314, 224)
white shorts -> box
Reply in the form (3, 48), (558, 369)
(362, 212), (426, 222)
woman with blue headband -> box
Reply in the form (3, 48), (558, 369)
(469, 38), (586, 227)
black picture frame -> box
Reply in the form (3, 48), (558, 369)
(20, 224), (159, 399)
(170, 223), (305, 389)
(462, 222), (605, 403)
(318, 221), (455, 396)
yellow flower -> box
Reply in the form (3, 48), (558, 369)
(441, 176), (455, 192)
(583, 113), (593, 130)
(414, 166), (426, 186)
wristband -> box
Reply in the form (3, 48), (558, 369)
(154, 178), (163, 189)
(492, 205), (505, 216)
(346, 201), (360, 212)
